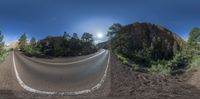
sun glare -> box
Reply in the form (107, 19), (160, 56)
(97, 32), (103, 39)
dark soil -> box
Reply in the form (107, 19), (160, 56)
(108, 53), (200, 99)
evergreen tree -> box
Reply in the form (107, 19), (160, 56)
(0, 31), (4, 55)
(18, 33), (27, 51)
(81, 32), (93, 43)
(30, 37), (36, 46)
(63, 32), (70, 40)
(188, 27), (200, 46)
(72, 33), (79, 39)
(0, 31), (4, 50)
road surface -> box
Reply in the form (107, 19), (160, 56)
(12, 49), (109, 94)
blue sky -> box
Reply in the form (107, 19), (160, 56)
(0, 0), (200, 45)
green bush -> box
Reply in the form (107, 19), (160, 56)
(148, 64), (171, 75)
(131, 64), (140, 71)
(190, 55), (200, 70)
(24, 46), (41, 56)
(116, 54), (129, 65)
(0, 49), (9, 63)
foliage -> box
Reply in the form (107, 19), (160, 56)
(0, 31), (8, 63)
(0, 31), (4, 50)
(188, 27), (200, 46)
(190, 55), (200, 70)
(108, 22), (200, 75)
(108, 22), (183, 67)
(146, 48), (192, 75)
(116, 54), (129, 65)
(19, 32), (97, 57)
(18, 33), (27, 51)
(148, 64), (171, 75)
(81, 32), (93, 43)
(30, 37), (36, 46)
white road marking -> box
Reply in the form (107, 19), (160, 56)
(26, 49), (106, 65)
(12, 50), (110, 95)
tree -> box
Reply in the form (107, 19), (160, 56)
(70, 33), (81, 56)
(188, 27), (200, 46)
(81, 32), (93, 43)
(63, 32), (70, 40)
(0, 31), (4, 50)
(107, 23), (124, 53)
(62, 32), (70, 56)
(107, 23), (123, 37)
(20, 32), (97, 57)
(81, 33), (96, 55)
(72, 33), (79, 39)
(18, 33), (27, 51)
(0, 31), (4, 55)
(30, 37), (36, 46)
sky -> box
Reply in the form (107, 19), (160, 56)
(0, 0), (200, 45)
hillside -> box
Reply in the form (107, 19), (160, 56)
(96, 41), (109, 49)
(123, 22), (185, 51)
(7, 42), (19, 49)
(108, 22), (186, 68)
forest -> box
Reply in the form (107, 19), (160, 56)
(18, 32), (97, 57)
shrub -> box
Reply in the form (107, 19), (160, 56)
(148, 64), (171, 75)
(0, 49), (9, 63)
(23, 46), (41, 56)
(116, 54), (129, 65)
(190, 55), (200, 70)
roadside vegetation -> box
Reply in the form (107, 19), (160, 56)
(18, 32), (97, 57)
(107, 22), (200, 75)
(0, 31), (9, 63)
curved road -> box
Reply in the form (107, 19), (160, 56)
(13, 49), (110, 94)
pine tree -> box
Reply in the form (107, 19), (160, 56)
(30, 37), (36, 46)
(0, 31), (4, 54)
(188, 27), (200, 46)
(63, 32), (70, 40)
(18, 33), (27, 51)
(0, 31), (4, 50)
(72, 33), (79, 39)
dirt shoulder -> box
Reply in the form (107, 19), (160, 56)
(108, 53), (200, 99)
(0, 53), (26, 98)
(188, 68), (200, 88)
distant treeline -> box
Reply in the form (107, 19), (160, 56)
(18, 32), (97, 57)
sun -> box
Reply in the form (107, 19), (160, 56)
(97, 32), (103, 39)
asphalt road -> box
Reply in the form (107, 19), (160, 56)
(13, 49), (110, 93)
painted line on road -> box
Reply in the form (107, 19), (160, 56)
(26, 49), (106, 65)
(12, 51), (110, 95)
